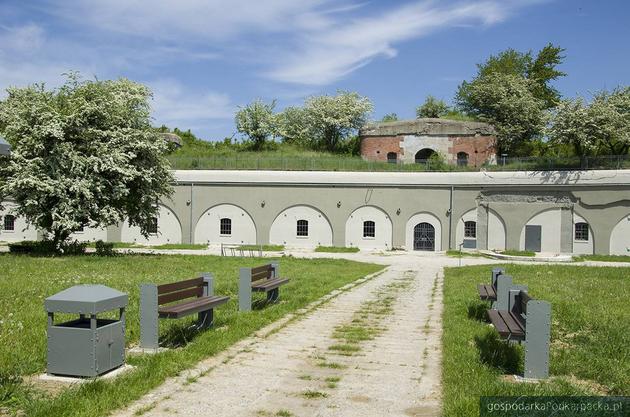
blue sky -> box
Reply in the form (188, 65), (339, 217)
(0, 0), (628, 141)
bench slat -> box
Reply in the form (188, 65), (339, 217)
(487, 309), (510, 337)
(158, 286), (203, 305)
(159, 295), (230, 319)
(250, 264), (273, 282)
(157, 277), (204, 295)
(478, 284), (497, 301)
(498, 310), (525, 336)
(252, 277), (290, 291)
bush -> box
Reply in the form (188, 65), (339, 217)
(8, 240), (87, 255)
(95, 240), (115, 256)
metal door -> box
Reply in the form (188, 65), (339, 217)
(525, 225), (542, 252)
(413, 223), (435, 251)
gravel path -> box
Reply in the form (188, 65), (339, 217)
(114, 253), (493, 417)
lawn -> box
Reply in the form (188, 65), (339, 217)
(0, 253), (382, 417)
(442, 264), (630, 417)
(574, 254), (630, 263)
(314, 246), (360, 253)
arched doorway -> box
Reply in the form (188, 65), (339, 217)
(413, 222), (435, 251)
(415, 148), (435, 163)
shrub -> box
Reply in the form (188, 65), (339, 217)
(7, 240), (86, 255)
(95, 240), (115, 256)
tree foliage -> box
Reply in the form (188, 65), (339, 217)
(458, 43), (566, 110)
(548, 87), (630, 156)
(459, 73), (547, 154)
(416, 96), (449, 118)
(0, 73), (173, 248)
(235, 99), (278, 150)
(380, 113), (399, 122)
(277, 106), (311, 146)
(300, 91), (373, 152)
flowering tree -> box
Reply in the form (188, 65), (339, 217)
(416, 96), (449, 118)
(235, 99), (278, 150)
(303, 91), (373, 152)
(0, 73), (173, 249)
(548, 98), (597, 157)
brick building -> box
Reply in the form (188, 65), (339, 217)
(359, 118), (496, 167)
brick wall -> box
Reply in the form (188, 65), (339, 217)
(360, 136), (403, 162)
(448, 135), (496, 167)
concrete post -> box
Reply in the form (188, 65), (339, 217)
(239, 268), (252, 312)
(476, 204), (489, 250)
(198, 272), (215, 329)
(560, 206), (573, 253)
(140, 283), (159, 350)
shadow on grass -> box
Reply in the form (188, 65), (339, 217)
(160, 321), (204, 348)
(474, 329), (523, 375)
(467, 300), (489, 322)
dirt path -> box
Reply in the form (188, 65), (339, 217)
(114, 254), (486, 417)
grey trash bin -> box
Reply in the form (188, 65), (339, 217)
(45, 284), (128, 377)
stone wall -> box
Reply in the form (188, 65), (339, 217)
(360, 136), (402, 162)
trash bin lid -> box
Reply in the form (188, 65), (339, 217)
(45, 284), (128, 314)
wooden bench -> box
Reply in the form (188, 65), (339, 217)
(487, 288), (551, 379)
(238, 263), (289, 311)
(477, 267), (504, 304)
(139, 273), (229, 350)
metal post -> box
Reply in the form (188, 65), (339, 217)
(524, 300), (551, 379)
(239, 267), (252, 311)
(140, 284), (159, 350)
(198, 273), (215, 329)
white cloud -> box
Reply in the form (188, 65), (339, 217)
(149, 79), (234, 126)
(266, 1), (511, 85)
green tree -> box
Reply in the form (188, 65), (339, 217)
(302, 91), (373, 152)
(0, 73), (173, 249)
(458, 43), (566, 110)
(458, 73), (546, 154)
(235, 99), (278, 150)
(548, 97), (597, 157)
(416, 96), (449, 118)
(380, 113), (399, 122)
(277, 106), (312, 146)
(589, 87), (630, 155)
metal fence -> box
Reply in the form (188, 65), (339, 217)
(168, 154), (630, 172)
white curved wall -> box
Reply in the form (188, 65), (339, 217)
(572, 213), (594, 255)
(455, 209), (477, 249)
(610, 214), (630, 255)
(345, 206), (392, 250)
(194, 204), (256, 245)
(0, 202), (37, 242)
(405, 212), (442, 251)
(121, 205), (182, 245)
(70, 226), (108, 242)
(269, 205), (333, 248)
(519, 208), (561, 253)
(488, 209), (506, 251)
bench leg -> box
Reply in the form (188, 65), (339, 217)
(267, 288), (279, 303)
(197, 308), (214, 329)
(239, 267), (252, 311)
(524, 300), (551, 379)
(140, 284), (159, 350)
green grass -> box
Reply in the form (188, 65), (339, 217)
(236, 244), (285, 252)
(574, 254), (630, 262)
(0, 254), (382, 417)
(314, 246), (360, 253)
(445, 250), (491, 259)
(84, 242), (207, 250)
(442, 264), (630, 417)
(495, 249), (536, 257)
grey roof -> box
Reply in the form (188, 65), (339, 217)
(160, 132), (183, 148)
(45, 284), (128, 314)
(359, 118), (495, 137)
(0, 136), (10, 156)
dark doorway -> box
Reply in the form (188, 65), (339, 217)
(525, 225), (542, 252)
(413, 222), (435, 251)
(386, 152), (397, 164)
(457, 152), (469, 166)
(415, 148), (435, 163)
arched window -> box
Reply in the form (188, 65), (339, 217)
(464, 220), (476, 238)
(147, 217), (158, 234)
(457, 152), (469, 166)
(574, 222), (589, 241)
(386, 152), (397, 164)
(220, 218), (232, 235)
(296, 219), (309, 237)
(3, 215), (15, 231)
(363, 220), (375, 238)
(415, 148), (436, 163)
